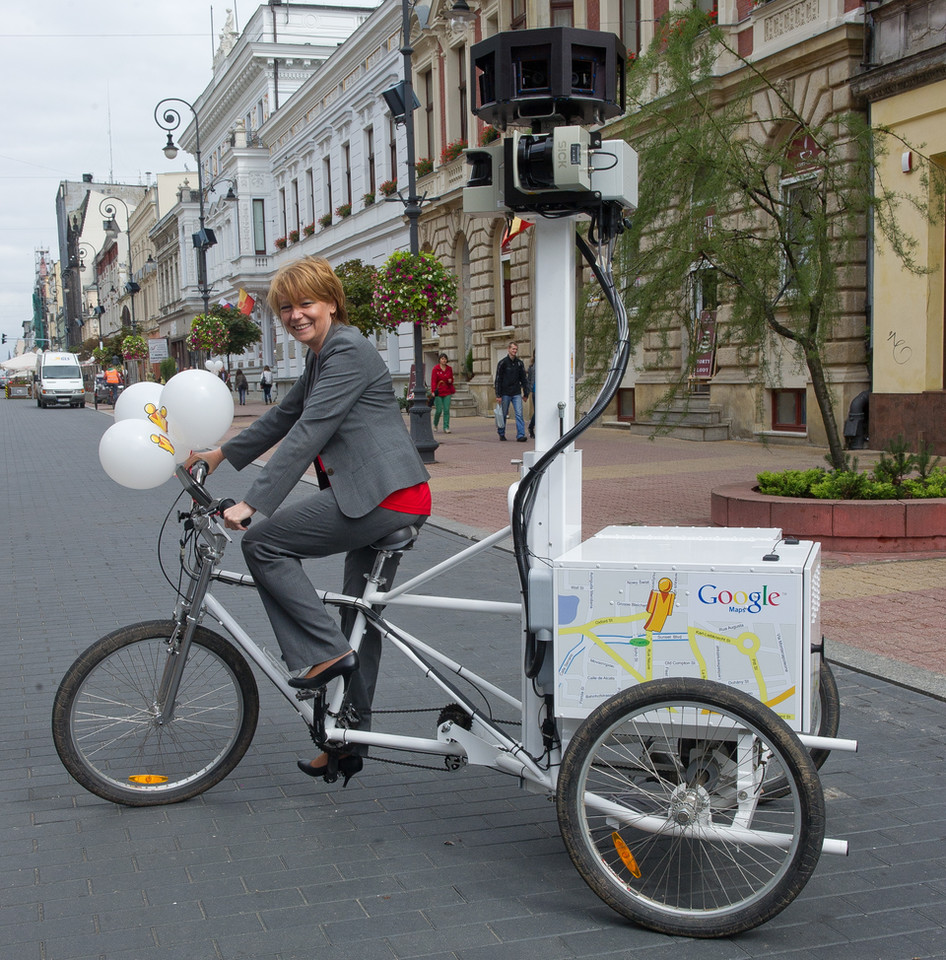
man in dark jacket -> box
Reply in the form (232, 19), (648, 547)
(494, 341), (530, 441)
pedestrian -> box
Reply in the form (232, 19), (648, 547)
(260, 365), (273, 404)
(183, 256), (430, 787)
(494, 340), (530, 442)
(233, 369), (248, 405)
(527, 350), (536, 439)
(431, 353), (455, 433)
(104, 366), (122, 405)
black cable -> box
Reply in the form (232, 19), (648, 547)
(515, 212), (631, 677)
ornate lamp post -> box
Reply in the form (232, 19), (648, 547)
(154, 97), (215, 316)
(99, 196), (138, 334)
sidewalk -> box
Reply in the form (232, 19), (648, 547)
(224, 400), (946, 698)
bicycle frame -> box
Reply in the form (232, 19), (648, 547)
(158, 500), (851, 856)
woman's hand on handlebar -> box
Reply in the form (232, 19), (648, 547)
(184, 448), (225, 476)
(223, 500), (256, 531)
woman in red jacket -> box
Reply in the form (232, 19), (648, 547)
(430, 353), (455, 433)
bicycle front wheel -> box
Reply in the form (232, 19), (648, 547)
(556, 678), (825, 938)
(52, 620), (259, 806)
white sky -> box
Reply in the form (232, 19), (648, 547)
(0, 1), (244, 351)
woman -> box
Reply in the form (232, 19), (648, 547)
(185, 257), (430, 786)
(430, 353), (455, 433)
(233, 369), (248, 405)
(260, 365), (273, 404)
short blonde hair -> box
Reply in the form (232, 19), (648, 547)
(267, 257), (348, 324)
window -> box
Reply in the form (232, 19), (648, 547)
(252, 199), (266, 254)
(621, 0), (641, 57)
(388, 117), (398, 181)
(306, 168), (315, 224)
(456, 46), (468, 143)
(782, 176), (818, 294)
(551, 0), (574, 26)
(772, 389), (806, 431)
(511, 0), (526, 29)
(781, 133), (823, 296)
(366, 127), (376, 196)
(291, 179), (300, 232)
(421, 69), (435, 159)
(323, 157), (333, 215)
(343, 143), (352, 204)
(501, 253), (513, 328)
(278, 188), (287, 238)
(618, 388), (636, 421)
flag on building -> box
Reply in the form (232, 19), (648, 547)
(238, 289), (256, 315)
(501, 217), (532, 249)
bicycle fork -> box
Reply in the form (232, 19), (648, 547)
(155, 548), (216, 724)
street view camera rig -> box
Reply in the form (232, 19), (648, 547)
(463, 27), (637, 219)
(461, 28), (640, 684)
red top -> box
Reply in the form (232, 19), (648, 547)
(316, 456), (430, 516)
(379, 481), (432, 516)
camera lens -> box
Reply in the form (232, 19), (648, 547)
(516, 135), (555, 191)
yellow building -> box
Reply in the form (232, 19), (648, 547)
(853, 14), (946, 451)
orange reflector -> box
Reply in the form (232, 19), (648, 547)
(128, 774), (168, 785)
(611, 831), (641, 878)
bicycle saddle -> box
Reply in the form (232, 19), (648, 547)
(370, 525), (419, 552)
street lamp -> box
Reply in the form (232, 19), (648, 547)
(99, 196), (139, 335)
(386, 1), (472, 462)
(154, 97), (215, 316)
(74, 240), (103, 332)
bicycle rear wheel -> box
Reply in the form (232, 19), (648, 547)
(52, 620), (259, 806)
(556, 678), (825, 938)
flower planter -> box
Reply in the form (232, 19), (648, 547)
(711, 482), (946, 552)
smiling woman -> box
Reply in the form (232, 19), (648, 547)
(181, 256), (431, 786)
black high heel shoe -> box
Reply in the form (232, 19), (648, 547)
(288, 650), (359, 691)
(296, 754), (363, 787)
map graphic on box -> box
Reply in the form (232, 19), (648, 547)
(554, 566), (804, 725)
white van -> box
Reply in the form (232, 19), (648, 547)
(33, 351), (86, 409)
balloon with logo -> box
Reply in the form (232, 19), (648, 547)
(160, 369), (234, 451)
(114, 382), (167, 428)
(99, 418), (177, 489)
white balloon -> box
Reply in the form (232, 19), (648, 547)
(99, 419), (177, 490)
(114, 382), (167, 432)
(204, 360), (215, 372)
(214, 359), (224, 371)
(160, 369), (234, 449)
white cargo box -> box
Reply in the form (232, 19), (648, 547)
(552, 526), (821, 733)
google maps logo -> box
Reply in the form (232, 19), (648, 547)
(696, 584), (781, 614)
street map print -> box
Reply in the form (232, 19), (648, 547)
(555, 567), (804, 727)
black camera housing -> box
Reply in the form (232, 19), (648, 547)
(471, 27), (625, 134)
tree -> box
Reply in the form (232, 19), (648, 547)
(335, 260), (383, 336)
(604, 8), (942, 468)
(189, 305), (261, 366)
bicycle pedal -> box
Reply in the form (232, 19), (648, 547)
(294, 689), (316, 702)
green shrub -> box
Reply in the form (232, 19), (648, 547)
(757, 469), (826, 497)
(759, 437), (946, 500)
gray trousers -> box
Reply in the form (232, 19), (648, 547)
(241, 487), (425, 751)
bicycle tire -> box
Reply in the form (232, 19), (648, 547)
(556, 677), (825, 938)
(763, 658), (841, 800)
(52, 620), (259, 806)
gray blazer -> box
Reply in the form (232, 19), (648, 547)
(222, 324), (429, 518)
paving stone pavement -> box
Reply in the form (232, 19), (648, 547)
(2, 397), (945, 960)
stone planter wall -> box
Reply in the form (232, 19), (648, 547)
(711, 483), (946, 552)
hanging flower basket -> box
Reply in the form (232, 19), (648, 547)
(188, 313), (229, 353)
(372, 250), (458, 333)
(122, 334), (149, 361)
